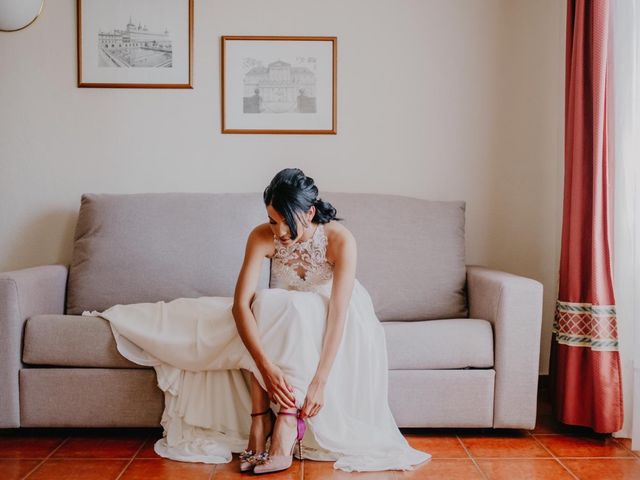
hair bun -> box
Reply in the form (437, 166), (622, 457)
(302, 176), (315, 189)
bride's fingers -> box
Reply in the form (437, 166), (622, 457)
(273, 392), (290, 408)
(279, 383), (296, 404)
(281, 380), (296, 401)
(275, 388), (296, 408)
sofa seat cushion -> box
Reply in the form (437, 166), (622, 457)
(382, 319), (494, 370)
(23, 315), (494, 371)
(23, 315), (146, 368)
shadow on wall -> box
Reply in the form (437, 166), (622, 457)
(4, 209), (78, 272)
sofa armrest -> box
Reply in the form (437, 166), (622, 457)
(466, 265), (543, 429)
(0, 264), (68, 428)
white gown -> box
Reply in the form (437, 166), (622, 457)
(82, 222), (432, 472)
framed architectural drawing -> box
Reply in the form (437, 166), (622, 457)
(77, 0), (193, 88)
(221, 36), (337, 134)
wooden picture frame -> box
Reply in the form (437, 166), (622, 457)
(77, 0), (193, 88)
(221, 36), (337, 134)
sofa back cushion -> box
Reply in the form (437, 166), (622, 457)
(320, 193), (466, 321)
(66, 192), (467, 320)
(66, 193), (271, 315)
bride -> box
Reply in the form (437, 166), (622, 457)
(83, 168), (432, 474)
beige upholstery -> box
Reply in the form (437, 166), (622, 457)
(0, 265), (67, 428)
(23, 315), (494, 371)
(0, 192), (544, 430)
(66, 192), (467, 320)
(383, 319), (493, 370)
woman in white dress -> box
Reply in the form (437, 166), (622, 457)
(83, 168), (431, 474)
(232, 168), (431, 474)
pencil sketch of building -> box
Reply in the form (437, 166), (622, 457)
(243, 59), (317, 114)
(98, 16), (172, 68)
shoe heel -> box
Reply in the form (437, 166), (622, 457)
(295, 413), (306, 459)
(253, 408), (305, 474)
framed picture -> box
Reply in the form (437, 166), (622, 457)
(221, 36), (337, 134)
(77, 0), (193, 88)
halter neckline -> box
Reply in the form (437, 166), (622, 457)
(275, 223), (322, 247)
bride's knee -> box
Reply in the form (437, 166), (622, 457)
(251, 288), (298, 313)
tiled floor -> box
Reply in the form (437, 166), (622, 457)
(1, 387), (638, 479)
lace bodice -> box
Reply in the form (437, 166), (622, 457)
(270, 223), (334, 292)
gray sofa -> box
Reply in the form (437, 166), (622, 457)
(0, 192), (543, 430)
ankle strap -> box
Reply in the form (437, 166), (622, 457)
(278, 410), (299, 417)
(250, 408), (272, 417)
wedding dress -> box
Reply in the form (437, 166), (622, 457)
(82, 222), (432, 472)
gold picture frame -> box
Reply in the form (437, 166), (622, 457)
(221, 36), (337, 134)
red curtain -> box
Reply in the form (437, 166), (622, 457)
(548, 0), (623, 433)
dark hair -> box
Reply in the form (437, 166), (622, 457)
(263, 168), (343, 240)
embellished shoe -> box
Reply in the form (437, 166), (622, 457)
(252, 408), (306, 475)
(239, 408), (276, 472)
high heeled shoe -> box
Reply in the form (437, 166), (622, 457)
(252, 408), (306, 475)
(239, 408), (276, 472)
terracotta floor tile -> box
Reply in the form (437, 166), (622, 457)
(26, 459), (129, 480)
(404, 433), (468, 458)
(0, 458), (43, 479)
(208, 455), (248, 477)
(458, 430), (551, 458)
(476, 458), (575, 479)
(52, 432), (147, 459)
(303, 460), (397, 479)
(534, 434), (633, 458)
(134, 437), (162, 459)
(120, 458), (215, 479)
(561, 458), (640, 479)
(395, 458), (484, 479)
(614, 437), (640, 457)
(213, 454), (301, 479)
(0, 435), (67, 459)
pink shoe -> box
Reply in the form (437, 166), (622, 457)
(239, 408), (276, 472)
(252, 408), (306, 474)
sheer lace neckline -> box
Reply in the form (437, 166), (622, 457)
(273, 223), (321, 249)
(270, 223), (333, 290)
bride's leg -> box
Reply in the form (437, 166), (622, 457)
(250, 370), (271, 412)
(247, 371), (274, 453)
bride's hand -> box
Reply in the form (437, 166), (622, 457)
(260, 362), (296, 409)
(301, 378), (325, 419)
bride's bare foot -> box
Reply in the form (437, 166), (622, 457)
(246, 411), (274, 453)
(268, 408), (299, 457)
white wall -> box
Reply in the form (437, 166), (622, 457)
(0, 0), (565, 374)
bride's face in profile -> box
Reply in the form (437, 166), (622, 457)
(266, 203), (315, 245)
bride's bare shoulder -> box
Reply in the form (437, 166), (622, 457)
(324, 220), (356, 265)
(248, 223), (276, 259)
(324, 219), (350, 236)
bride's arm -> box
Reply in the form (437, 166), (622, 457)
(312, 231), (357, 385)
(232, 226), (296, 408)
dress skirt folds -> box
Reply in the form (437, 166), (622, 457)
(82, 277), (431, 472)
